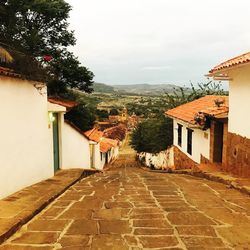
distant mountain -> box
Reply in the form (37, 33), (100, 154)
(112, 83), (180, 95)
(93, 83), (115, 93)
(93, 82), (183, 96)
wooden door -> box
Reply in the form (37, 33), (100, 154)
(213, 122), (224, 163)
(52, 113), (60, 172)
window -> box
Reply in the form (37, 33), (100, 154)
(100, 152), (103, 161)
(187, 128), (193, 155)
(177, 124), (183, 147)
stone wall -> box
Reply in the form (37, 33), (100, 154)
(224, 132), (250, 177)
(173, 146), (198, 170)
(200, 154), (210, 164)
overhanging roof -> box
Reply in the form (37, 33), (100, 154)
(207, 51), (250, 78)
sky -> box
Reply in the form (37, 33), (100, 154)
(67, 0), (250, 86)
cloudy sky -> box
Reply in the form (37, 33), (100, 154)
(67, 0), (250, 86)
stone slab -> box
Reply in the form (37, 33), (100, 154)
(0, 169), (98, 244)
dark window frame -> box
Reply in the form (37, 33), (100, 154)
(187, 128), (193, 155)
(177, 123), (183, 147)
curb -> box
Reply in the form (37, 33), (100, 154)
(0, 170), (98, 245)
(140, 166), (250, 196)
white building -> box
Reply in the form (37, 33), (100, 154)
(84, 128), (105, 169)
(208, 51), (250, 177)
(166, 51), (250, 177)
(0, 68), (100, 199)
(166, 95), (228, 170)
(0, 68), (54, 199)
(100, 137), (119, 165)
(62, 121), (91, 169)
(48, 98), (92, 170)
(84, 128), (120, 169)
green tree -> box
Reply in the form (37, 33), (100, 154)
(47, 50), (94, 95)
(164, 80), (227, 109)
(64, 104), (96, 132)
(130, 117), (173, 153)
(109, 108), (119, 116)
(0, 0), (75, 56)
(96, 109), (109, 120)
(0, 0), (94, 94)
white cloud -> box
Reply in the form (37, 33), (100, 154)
(141, 66), (173, 71)
(67, 0), (250, 85)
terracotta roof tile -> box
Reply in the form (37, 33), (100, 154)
(165, 95), (229, 125)
(48, 98), (78, 109)
(100, 138), (118, 153)
(84, 128), (103, 143)
(102, 138), (119, 147)
(103, 125), (127, 141)
(0, 66), (21, 78)
(100, 141), (112, 153)
(209, 51), (250, 74)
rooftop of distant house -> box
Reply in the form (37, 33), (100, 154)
(84, 128), (103, 143)
(208, 51), (250, 76)
(100, 137), (118, 153)
(165, 95), (229, 125)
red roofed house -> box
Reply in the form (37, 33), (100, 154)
(166, 51), (250, 177)
(207, 51), (250, 177)
(84, 128), (120, 168)
(84, 128), (105, 169)
(0, 66), (96, 199)
(166, 95), (229, 170)
(101, 137), (119, 164)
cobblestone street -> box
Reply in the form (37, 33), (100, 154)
(1, 144), (250, 250)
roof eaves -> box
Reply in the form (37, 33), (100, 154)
(208, 52), (250, 76)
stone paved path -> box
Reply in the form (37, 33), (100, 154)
(1, 143), (250, 249)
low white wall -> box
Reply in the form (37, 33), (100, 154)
(0, 76), (53, 199)
(228, 65), (250, 138)
(138, 147), (174, 170)
(173, 119), (210, 163)
(62, 122), (91, 169)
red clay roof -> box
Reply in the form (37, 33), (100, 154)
(103, 125), (127, 141)
(102, 138), (119, 147)
(165, 95), (229, 125)
(100, 138), (118, 153)
(209, 51), (250, 74)
(100, 141), (112, 153)
(84, 128), (103, 143)
(48, 98), (78, 109)
(0, 66), (21, 78)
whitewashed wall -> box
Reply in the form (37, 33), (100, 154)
(0, 76), (53, 199)
(173, 119), (210, 163)
(138, 147), (174, 170)
(62, 122), (91, 169)
(94, 142), (104, 170)
(228, 65), (250, 138)
(113, 146), (119, 159)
